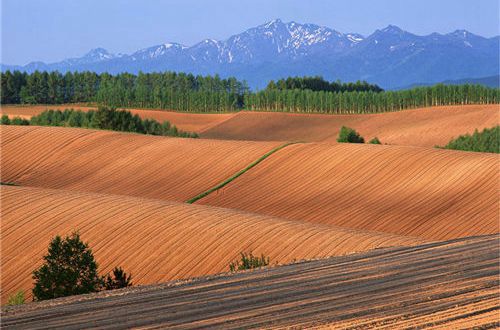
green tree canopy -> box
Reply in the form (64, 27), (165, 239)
(32, 232), (103, 301)
(337, 126), (365, 143)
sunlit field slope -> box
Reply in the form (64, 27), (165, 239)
(201, 105), (499, 146)
(2, 104), (498, 146)
(0, 105), (236, 133)
(1, 125), (280, 201)
(198, 142), (499, 240)
(3, 234), (497, 329)
(0, 185), (424, 304)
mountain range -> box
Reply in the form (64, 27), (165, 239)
(3, 19), (499, 89)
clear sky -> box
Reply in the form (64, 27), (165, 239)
(2, 0), (499, 65)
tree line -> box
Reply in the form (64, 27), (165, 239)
(1, 70), (247, 112)
(2, 70), (499, 113)
(1, 107), (199, 138)
(266, 76), (383, 93)
(245, 84), (500, 113)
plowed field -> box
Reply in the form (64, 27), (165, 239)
(0, 185), (423, 304)
(3, 104), (498, 147)
(3, 234), (497, 329)
(198, 142), (499, 240)
(1, 125), (280, 202)
(201, 104), (499, 146)
(0, 105), (235, 133)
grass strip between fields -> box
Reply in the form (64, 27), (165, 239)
(186, 142), (301, 204)
(0, 182), (19, 186)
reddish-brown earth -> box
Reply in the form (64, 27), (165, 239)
(0, 105), (235, 133)
(1, 125), (280, 202)
(2, 234), (497, 329)
(198, 142), (499, 240)
(2, 104), (498, 147)
(0, 185), (424, 304)
(201, 104), (499, 147)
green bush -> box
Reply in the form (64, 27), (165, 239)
(369, 137), (382, 144)
(32, 232), (103, 301)
(1, 114), (11, 125)
(441, 126), (499, 153)
(229, 252), (270, 272)
(3, 116), (30, 126)
(104, 267), (132, 290)
(337, 126), (365, 143)
(7, 290), (25, 306)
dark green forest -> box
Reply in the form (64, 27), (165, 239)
(1, 107), (198, 138)
(440, 126), (499, 153)
(266, 76), (383, 93)
(2, 70), (499, 113)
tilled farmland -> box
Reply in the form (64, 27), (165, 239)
(1, 125), (281, 202)
(198, 142), (499, 240)
(2, 234), (498, 329)
(1, 185), (423, 304)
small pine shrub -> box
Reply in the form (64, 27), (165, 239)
(104, 267), (133, 290)
(337, 126), (365, 143)
(229, 252), (270, 272)
(1, 114), (11, 125)
(7, 290), (25, 306)
(10, 117), (30, 126)
(369, 137), (381, 144)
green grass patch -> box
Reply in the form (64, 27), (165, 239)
(1, 182), (19, 186)
(186, 142), (300, 204)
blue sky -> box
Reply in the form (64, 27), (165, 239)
(2, 0), (499, 65)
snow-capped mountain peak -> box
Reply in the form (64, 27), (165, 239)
(83, 48), (115, 61)
(2, 19), (498, 90)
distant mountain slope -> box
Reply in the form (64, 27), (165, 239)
(398, 75), (500, 89)
(2, 19), (499, 89)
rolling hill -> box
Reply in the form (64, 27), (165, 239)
(2, 104), (498, 147)
(197, 142), (499, 240)
(2, 234), (497, 329)
(1, 185), (423, 304)
(0, 105), (235, 133)
(1, 125), (280, 202)
(201, 104), (499, 146)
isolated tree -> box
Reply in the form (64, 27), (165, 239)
(104, 267), (133, 290)
(368, 137), (382, 144)
(32, 232), (103, 301)
(337, 126), (365, 143)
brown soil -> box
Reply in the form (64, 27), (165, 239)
(1, 125), (280, 202)
(2, 234), (497, 329)
(201, 104), (500, 147)
(0, 185), (423, 304)
(198, 142), (499, 240)
(0, 105), (235, 133)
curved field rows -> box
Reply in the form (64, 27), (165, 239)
(3, 234), (497, 329)
(0, 105), (235, 133)
(198, 143), (499, 240)
(201, 104), (499, 147)
(0, 185), (424, 304)
(1, 125), (281, 202)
